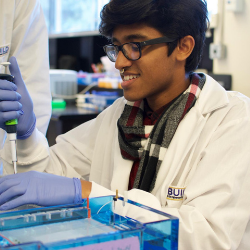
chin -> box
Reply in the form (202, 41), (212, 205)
(124, 94), (143, 102)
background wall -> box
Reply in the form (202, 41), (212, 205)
(213, 0), (250, 96)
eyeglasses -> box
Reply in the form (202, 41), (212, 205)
(103, 36), (176, 62)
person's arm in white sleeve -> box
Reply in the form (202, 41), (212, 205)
(9, 0), (51, 135)
(1, 97), (125, 177)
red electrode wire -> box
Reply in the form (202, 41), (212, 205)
(87, 197), (91, 218)
(0, 233), (15, 245)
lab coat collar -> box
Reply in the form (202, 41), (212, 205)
(197, 73), (229, 115)
(152, 74), (230, 203)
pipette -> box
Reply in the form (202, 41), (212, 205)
(0, 62), (18, 174)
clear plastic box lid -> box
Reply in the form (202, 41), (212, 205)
(0, 196), (179, 250)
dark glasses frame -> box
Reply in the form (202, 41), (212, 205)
(103, 36), (177, 62)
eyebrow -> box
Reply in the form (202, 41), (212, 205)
(112, 34), (149, 43)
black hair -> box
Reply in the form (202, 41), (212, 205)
(99, 0), (209, 73)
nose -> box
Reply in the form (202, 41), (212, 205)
(115, 51), (132, 71)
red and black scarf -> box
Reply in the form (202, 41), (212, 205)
(117, 73), (206, 192)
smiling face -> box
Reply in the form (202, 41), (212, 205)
(113, 23), (192, 111)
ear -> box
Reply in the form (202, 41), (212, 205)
(176, 35), (195, 62)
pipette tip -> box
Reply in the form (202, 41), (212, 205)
(13, 161), (17, 174)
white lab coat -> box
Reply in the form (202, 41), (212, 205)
(0, 0), (51, 143)
(2, 74), (250, 250)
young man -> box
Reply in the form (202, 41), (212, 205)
(1, 0), (250, 249)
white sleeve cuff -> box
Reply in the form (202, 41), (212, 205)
(1, 128), (49, 165)
(89, 181), (115, 198)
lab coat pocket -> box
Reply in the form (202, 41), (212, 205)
(166, 186), (186, 209)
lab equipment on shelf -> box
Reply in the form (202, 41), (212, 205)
(77, 71), (122, 89)
(76, 91), (120, 111)
(77, 72), (106, 86)
(50, 70), (78, 98)
(0, 196), (179, 250)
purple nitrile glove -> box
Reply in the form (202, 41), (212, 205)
(0, 171), (82, 210)
(0, 73), (22, 130)
(8, 56), (36, 139)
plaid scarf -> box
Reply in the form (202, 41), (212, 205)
(117, 73), (206, 192)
